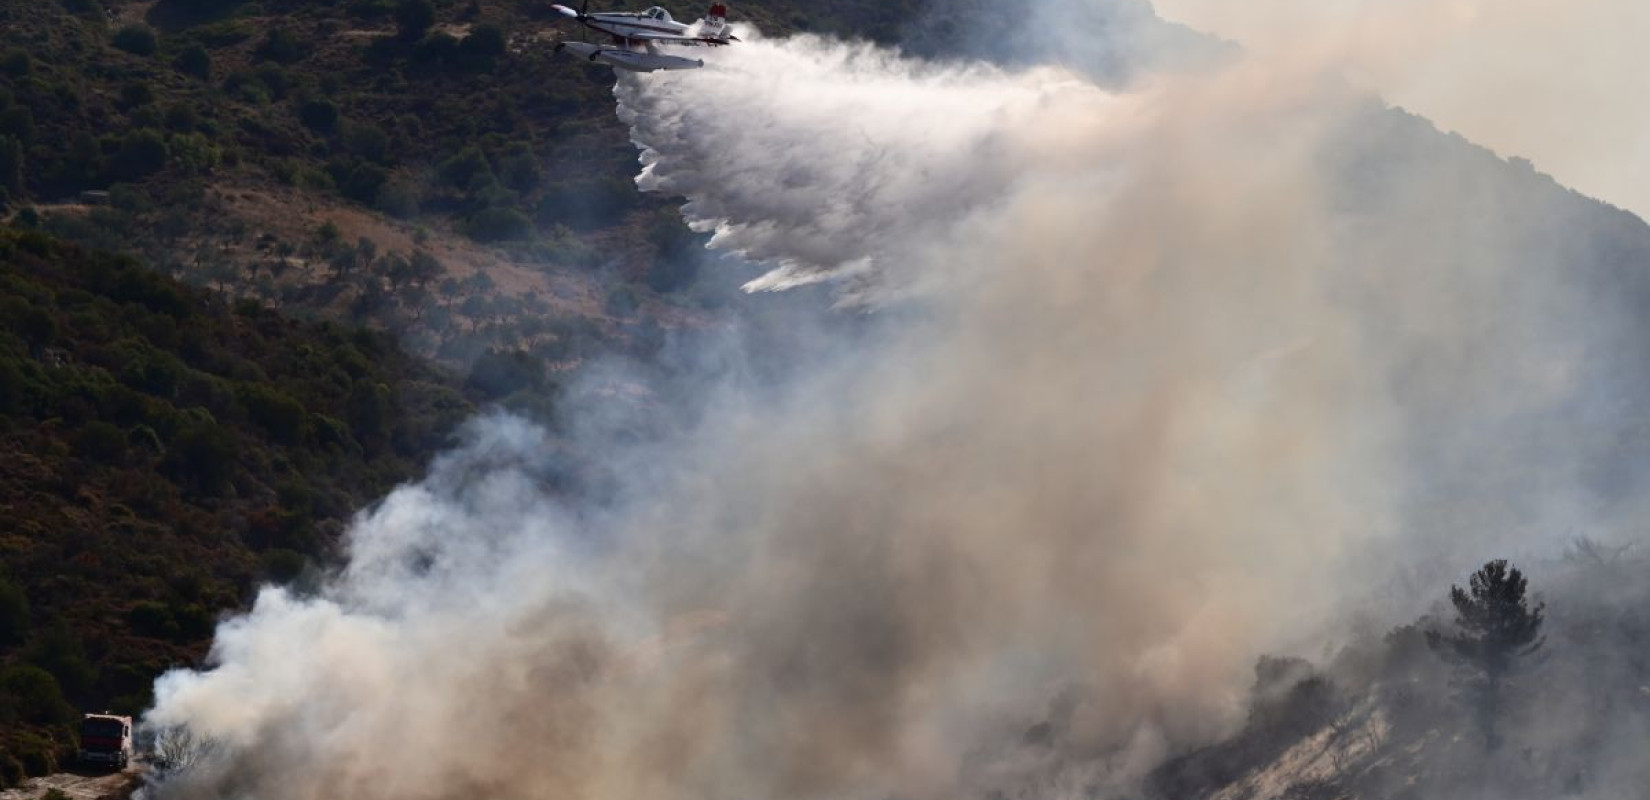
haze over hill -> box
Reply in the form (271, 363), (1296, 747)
(0, 0), (1647, 797)
(1154, 0), (1650, 222)
(121, 2), (1650, 800)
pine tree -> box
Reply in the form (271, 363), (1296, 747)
(1427, 559), (1544, 749)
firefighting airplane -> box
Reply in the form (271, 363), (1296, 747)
(551, 2), (738, 72)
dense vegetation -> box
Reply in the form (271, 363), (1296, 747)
(0, 228), (481, 781)
(0, 0), (927, 222)
(0, 1), (938, 782)
(0, 0), (932, 383)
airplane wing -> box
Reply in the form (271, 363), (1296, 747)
(626, 31), (738, 45)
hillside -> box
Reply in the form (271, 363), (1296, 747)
(0, 228), (482, 781)
(0, 0), (927, 372)
(1149, 551), (1650, 800)
(0, 0), (932, 783)
(6, 0), (1650, 797)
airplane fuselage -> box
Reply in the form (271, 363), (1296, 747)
(581, 11), (694, 41)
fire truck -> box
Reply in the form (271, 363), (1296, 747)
(78, 713), (133, 769)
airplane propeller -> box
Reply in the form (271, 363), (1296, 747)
(552, 0), (592, 20)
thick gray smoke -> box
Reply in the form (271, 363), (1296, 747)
(144, 4), (1650, 800)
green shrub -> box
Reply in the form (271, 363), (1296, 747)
(349, 0), (396, 17)
(469, 179), (517, 210)
(111, 129), (169, 181)
(237, 383), (309, 444)
(0, 577), (27, 646)
(294, 165), (336, 193)
(171, 604), (216, 640)
(298, 99), (339, 133)
(166, 0), (249, 21)
(127, 600), (178, 639)
(308, 413), (357, 452)
(119, 81), (156, 109)
(536, 178), (639, 231)
(0, 136), (21, 194)
(256, 28), (305, 64)
(374, 180), (420, 219)
(60, 0), (104, 16)
(24, 626), (97, 697)
(170, 133), (222, 174)
(110, 183), (154, 212)
(260, 549), (309, 583)
(188, 19), (257, 47)
(174, 43), (212, 79)
(163, 103), (199, 133)
(344, 381), (389, 440)
(0, 49), (31, 77)
(463, 207), (532, 243)
(0, 751), (22, 789)
(223, 70), (272, 104)
(461, 23), (506, 59)
(410, 32), (459, 66)
(0, 108), (35, 144)
(13, 305), (56, 347)
(111, 24), (159, 57)
(646, 212), (706, 292)
(253, 64), (291, 100)
(64, 132), (102, 184)
(329, 158), (388, 205)
(0, 664), (73, 726)
(128, 424), (163, 454)
(116, 341), (188, 398)
(70, 420), (128, 460)
(394, 0), (435, 40)
(0, 357), (23, 414)
(465, 349), (545, 399)
(12, 734), (56, 777)
(162, 421), (236, 493)
(438, 146), (492, 190)
(497, 143), (541, 192)
(342, 121), (391, 164)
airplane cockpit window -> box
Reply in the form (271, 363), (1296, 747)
(645, 7), (668, 19)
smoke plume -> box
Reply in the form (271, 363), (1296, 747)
(144, 4), (1650, 800)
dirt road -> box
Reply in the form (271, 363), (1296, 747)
(0, 767), (142, 800)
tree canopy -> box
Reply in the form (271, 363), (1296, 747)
(1427, 559), (1544, 748)
(1428, 559), (1544, 679)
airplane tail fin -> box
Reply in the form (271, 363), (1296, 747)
(701, 4), (735, 41)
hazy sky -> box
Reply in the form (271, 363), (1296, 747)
(1153, 0), (1650, 220)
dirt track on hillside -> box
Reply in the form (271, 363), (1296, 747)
(0, 765), (142, 800)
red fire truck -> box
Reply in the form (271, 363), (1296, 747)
(78, 713), (133, 770)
